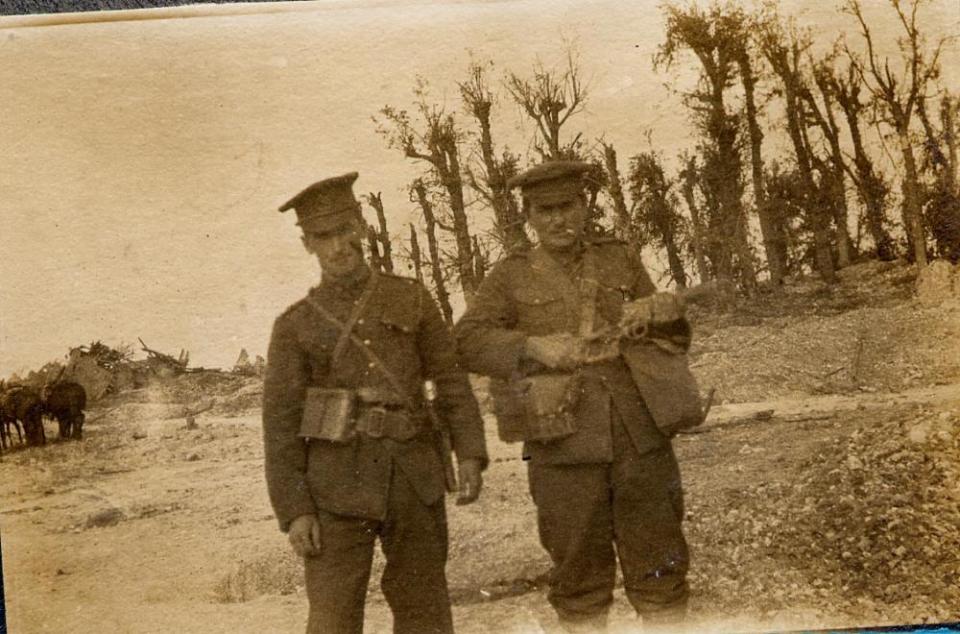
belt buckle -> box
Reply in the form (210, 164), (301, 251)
(364, 407), (387, 438)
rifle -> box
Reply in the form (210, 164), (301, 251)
(423, 380), (458, 493)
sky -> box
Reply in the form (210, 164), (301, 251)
(1, 0), (958, 376)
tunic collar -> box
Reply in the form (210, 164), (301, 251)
(532, 241), (586, 278)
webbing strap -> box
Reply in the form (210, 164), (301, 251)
(329, 271), (380, 370)
(304, 287), (413, 411)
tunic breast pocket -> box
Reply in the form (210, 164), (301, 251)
(380, 311), (417, 337)
(379, 307), (419, 357)
(378, 310), (421, 374)
(514, 288), (567, 335)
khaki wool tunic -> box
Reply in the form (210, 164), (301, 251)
(455, 238), (684, 464)
(262, 269), (488, 529)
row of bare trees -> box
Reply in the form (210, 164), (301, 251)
(361, 0), (959, 322)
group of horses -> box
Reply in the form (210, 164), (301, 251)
(0, 380), (87, 452)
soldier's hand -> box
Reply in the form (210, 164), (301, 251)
(621, 292), (686, 338)
(288, 513), (322, 558)
(455, 458), (483, 506)
(523, 333), (580, 370)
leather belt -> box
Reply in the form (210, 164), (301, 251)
(355, 405), (422, 441)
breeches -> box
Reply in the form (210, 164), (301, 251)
(527, 417), (689, 621)
(303, 466), (453, 634)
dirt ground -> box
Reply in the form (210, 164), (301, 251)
(3, 261), (960, 633)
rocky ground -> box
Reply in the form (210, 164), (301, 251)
(2, 260), (959, 633)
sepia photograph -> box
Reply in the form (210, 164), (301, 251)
(1, 0), (959, 632)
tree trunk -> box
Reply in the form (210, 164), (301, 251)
(408, 223), (424, 284)
(897, 126), (928, 268)
(738, 53), (786, 285)
(938, 98), (960, 261)
(828, 166), (853, 267)
(785, 82), (836, 283)
(680, 162), (710, 283)
(603, 142), (635, 244)
(839, 94), (895, 259)
(806, 76), (854, 268)
(472, 235), (487, 286)
(433, 137), (479, 295)
(945, 97), (958, 193)
(662, 227), (688, 289)
(465, 91), (527, 251)
(366, 193), (394, 273)
(365, 225), (383, 272)
(413, 180), (454, 324)
(713, 98), (747, 286)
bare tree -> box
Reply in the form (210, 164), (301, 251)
(601, 141), (638, 246)
(505, 49), (588, 161)
(728, 7), (788, 286)
(843, 0), (946, 268)
(765, 162), (812, 273)
(807, 54), (856, 267)
(458, 60), (527, 252)
(364, 192), (394, 273)
(678, 155), (711, 283)
(916, 93), (960, 261)
(411, 179), (454, 324)
(377, 81), (479, 295)
(658, 1), (756, 289)
(758, 13), (837, 282)
(827, 55), (896, 260)
(628, 152), (690, 288)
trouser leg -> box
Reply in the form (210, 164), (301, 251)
(303, 511), (377, 634)
(611, 415), (689, 620)
(379, 466), (454, 634)
(528, 461), (615, 624)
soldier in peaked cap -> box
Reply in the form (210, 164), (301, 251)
(263, 172), (488, 634)
(455, 161), (695, 632)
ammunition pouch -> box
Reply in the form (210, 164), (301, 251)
(490, 373), (579, 444)
(299, 387), (357, 443)
(298, 386), (422, 444)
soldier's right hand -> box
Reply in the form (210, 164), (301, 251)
(288, 514), (322, 558)
(524, 333), (580, 370)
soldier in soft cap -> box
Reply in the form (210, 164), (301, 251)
(264, 172), (487, 634)
(455, 161), (693, 632)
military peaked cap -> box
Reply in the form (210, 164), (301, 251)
(279, 172), (362, 232)
(507, 161), (592, 202)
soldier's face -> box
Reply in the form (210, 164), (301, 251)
(526, 193), (587, 251)
(301, 221), (366, 278)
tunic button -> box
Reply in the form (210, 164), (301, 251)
(368, 362), (375, 368)
(363, 339), (371, 346)
(357, 319), (364, 325)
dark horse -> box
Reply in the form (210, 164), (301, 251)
(42, 381), (87, 440)
(1, 386), (44, 447)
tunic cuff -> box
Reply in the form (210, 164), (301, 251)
(274, 487), (317, 533)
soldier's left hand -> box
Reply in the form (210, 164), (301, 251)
(455, 458), (483, 506)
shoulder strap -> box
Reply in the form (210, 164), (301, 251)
(578, 249), (601, 337)
(329, 271), (380, 369)
(304, 283), (413, 410)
